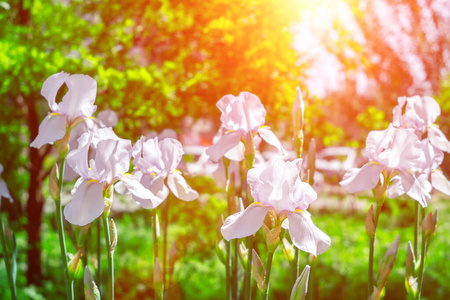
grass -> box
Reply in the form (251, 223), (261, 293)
(1, 184), (449, 299)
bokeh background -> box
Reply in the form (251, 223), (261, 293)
(1, 0), (450, 299)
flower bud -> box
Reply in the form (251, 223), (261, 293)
(153, 257), (164, 292)
(244, 133), (255, 169)
(307, 138), (316, 186)
(109, 218), (117, 255)
(238, 241), (248, 269)
(366, 204), (376, 240)
(290, 265), (310, 300)
(252, 249), (266, 292)
(405, 241), (418, 297)
(49, 163), (60, 201)
(216, 239), (227, 265)
(282, 238), (295, 266)
(263, 224), (281, 253)
(84, 266), (101, 300)
(54, 133), (70, 159)
(67, 249), (83, 280)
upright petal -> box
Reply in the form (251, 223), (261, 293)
(30, 114), (67, 149)
(167, 171), (199, 201)
(221, 203), (269, 241)
(59, 74), (97, 121)
(159, 138), (184, 173)
(41, 71), (70, 112)
(217, 93), (266, 132)
(97, 110), (118, 128)
(205, 131), (242, 162)
(339, 163), (384, 193)
(64, 179), (104, 226)
(257, 126), (286, 156)
(288, 211), (331, 256)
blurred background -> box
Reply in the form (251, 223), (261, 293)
(1, 0), (450, 299)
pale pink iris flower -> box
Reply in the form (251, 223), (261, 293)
(127, 136), (199, 209)
(393, 96), (450, 152)
(221, 158), (331, 256)
(387, 139), (450, 203)
(30, 71), (97, 149)
(206, 92), (285, 162)
(340, 124), (426, 205)
(64, 128), (160, 226)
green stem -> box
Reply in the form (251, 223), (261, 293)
(417, 207), (427, 300)
(233, 239), (239, 299)
(224, 161), (232, 300)
(162, 197), (169, 291)
(102, 213), (114, 300)
(294, 248), (299, 282)
(368, 201), (382, 298)
(97, 218), (102, 297)
(0, 214), (17, 300)
(414, 202), (419, 258)
(262, 251), (275, 300)
(55, 158), (74, 300)
(244, 235), (254, 300)
(152, 210), (159, 260)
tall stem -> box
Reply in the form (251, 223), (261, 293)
(293, 248), (299, 282)
(0, 214), (17, 300)
(414, 202), (419, 257)
(233, 239), (239, 299)
(102, 213), (114, 300)
(262, 251), (275, 300)
(162, 197), (169, 291)
(417, 207), (426, 300)
(244, 235), (254, 300)
(55, 158), (74, 300)
(368, 200), (382, 298)
(97, 218), (102, 297)
(152, 210), (159, 260)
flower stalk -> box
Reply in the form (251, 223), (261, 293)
(262, 251), (275, 300)
(54, 158), (74, 300)
(0, 214), (16, 300)
(102, 213), (114, 300)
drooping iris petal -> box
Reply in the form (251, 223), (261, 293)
(404, 173), (431, 207)
(140, 174), (169, 202)
(386, 176), (405, 199)
(59, 74), (97, 122)
(221, 203), (269, 241)
(41, 71), (70, 111)
(339, 162), (384, 193)
(30, 114), (67, 148)
(167, 171), (199, 201)
(287, 211), (331, 256)
(205, 131), (242, 162)
(224, 142), (245, 161)
(257, 126), (286, 156)
(120, 174), (163, 204)
(64, 179), (104, 226)
(431, 170), (450, 196)
(428, 125), (450, 153)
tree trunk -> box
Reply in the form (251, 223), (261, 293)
(24, 97), (47, 286)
